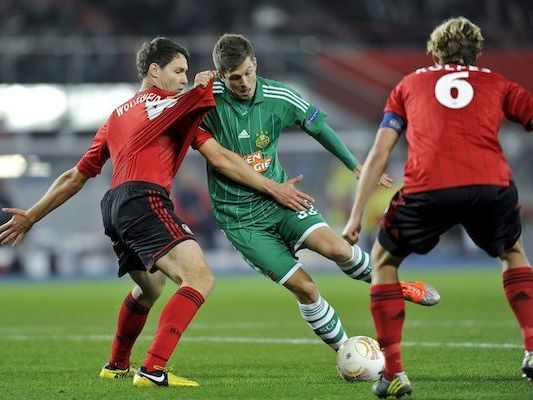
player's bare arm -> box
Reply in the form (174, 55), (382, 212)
(0, 167), (89, 246)
(309, 123), (393, 188)
(197, 138), (314, 212)
(353, 164), (393, 188)
(342, 127), (399, 245)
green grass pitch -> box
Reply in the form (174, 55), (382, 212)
(1, 269), (532, 399)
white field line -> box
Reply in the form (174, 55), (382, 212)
(0, 319), (516, 334)
(1, 333), (523, 349)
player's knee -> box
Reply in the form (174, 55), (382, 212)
(145, 281), (166, 303)
(499, 238), (529, 269)
(180, 262), (216, 298)
(292, 280), (319, 303)
(200, 268), (216, 295)
(370, 241), (391, 268)
(136, 287), (163, 305)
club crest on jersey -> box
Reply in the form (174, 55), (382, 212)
(242, 151), (272, 173)
(255, 131), (270, 149)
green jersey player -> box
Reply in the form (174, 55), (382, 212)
(196, 34), (440, 350)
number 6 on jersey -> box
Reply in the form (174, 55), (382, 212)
(435, 71), (474, 109)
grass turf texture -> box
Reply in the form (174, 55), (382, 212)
(1, 270), (532, 399)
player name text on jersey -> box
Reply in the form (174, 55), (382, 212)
(116, 92), (162, 117)
(416, 64), (491, 74)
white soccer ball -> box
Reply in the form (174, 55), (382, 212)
(336, 336), (385, 381)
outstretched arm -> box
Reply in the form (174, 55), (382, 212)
(0, 167), (89, 246)
(342, 127), (399, 245)
(197, 138), (314, 212)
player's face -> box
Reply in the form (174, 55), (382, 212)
(220, 56), (257, 101)
(154, 53), (189, 94)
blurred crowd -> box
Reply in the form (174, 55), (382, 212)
(1, 0), (531, 84)
(1, 0), (531, 44)
(1, 0), (533, 278)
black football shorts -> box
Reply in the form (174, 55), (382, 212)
(378, 182), (521, 258)
(100, 181), (196, 276)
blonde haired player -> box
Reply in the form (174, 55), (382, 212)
(344, 17), (533, 398)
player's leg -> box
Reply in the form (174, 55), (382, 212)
(223, 223), (348, 351)
(100, 269), (166, 378)
(369, 240), (412, 398)
(500, 238), (533, 380)
(99, 191), (161, 379)
(463, 183), (533, 381)
(289, 211), (439, 306)
(303, 225), (372, 281)
(283, 267), (348, 350)
(105, 182), (212, 387)
(134, 239), (214, 388)
(368, 188), (453, 398)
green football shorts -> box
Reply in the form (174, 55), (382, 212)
(222, 205), (327, 284)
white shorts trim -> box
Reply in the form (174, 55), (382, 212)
(278, 262), (303, 285)
(293, 222), (329, 252)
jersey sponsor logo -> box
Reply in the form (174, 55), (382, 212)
(255, 131), (270, 149)
(305, 106), (320, 126)
(145, 97), (179, 120)
(242, 151), (272, 173)
(238, 129), (250, 139)
(116, 92), (161, 117)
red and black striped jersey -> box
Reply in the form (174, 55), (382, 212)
(385, 64), (533, 194)
(76, 82), (215, 191)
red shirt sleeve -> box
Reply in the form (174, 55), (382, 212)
(384, 80), (407, 119)
(504, 81), (533, 131)
(191, 125), (214, 150)
(76, 123), (110, 177)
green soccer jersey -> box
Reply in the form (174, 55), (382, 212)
(202, 76), (329, 229)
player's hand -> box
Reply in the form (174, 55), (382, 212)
(377, 173), (393, 187)
(0, 208), (34, 246)
(354, 165), (393, 187)
(342, 216), (362, 245)
(271, 175), (315, 212)
(194, 70), (216, 88)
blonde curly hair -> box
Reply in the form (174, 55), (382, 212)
(426, 17), (484, 65)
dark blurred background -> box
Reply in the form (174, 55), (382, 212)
(0, 0), (532, 279)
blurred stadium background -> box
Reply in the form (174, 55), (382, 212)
(1, 0), (533, 279)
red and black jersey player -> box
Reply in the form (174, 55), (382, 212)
(0, 37), (313, 388)
(342, 17), (533, 399)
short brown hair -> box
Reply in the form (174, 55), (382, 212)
(212, 33), (255, 73)
(136, 37), (189, 80)
(426, 17), (484, 65)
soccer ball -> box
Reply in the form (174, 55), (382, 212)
(336, 336), (385, 381)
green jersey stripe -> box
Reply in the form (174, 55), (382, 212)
(262, 85), (310, 105)
(263, 93), (308, 113)
(262, 87), (310, 109)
